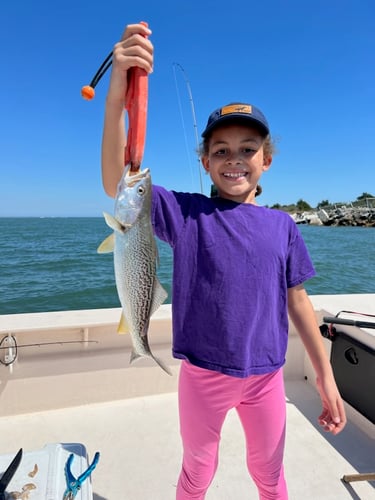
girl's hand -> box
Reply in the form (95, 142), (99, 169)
(316, 376), (346, 435)
(107, 23), (153, 104)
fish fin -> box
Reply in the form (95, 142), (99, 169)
(129, 349), (141, 364)
(103, 212), (122, 231)
(117, 312), (130, 335)
(97, 233), (115, 253)
(129, 350), (172, 376)
(103, 212), (132, 233)
(150, 279), (168, 317)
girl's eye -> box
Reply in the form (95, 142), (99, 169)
(212, 147), (257, 156)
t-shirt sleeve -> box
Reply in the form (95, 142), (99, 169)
(286, 225), (316, 288)
(151, 185), (186, 247)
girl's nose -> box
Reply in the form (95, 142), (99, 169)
(226, 151), (242, 164)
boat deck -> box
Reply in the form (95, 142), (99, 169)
(0, 377), (374, 499)
(0, 295), (374, 499)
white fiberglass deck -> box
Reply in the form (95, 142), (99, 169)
(0, 294), (374, 499)
(0, 379), (374, 499)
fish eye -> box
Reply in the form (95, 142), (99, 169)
(137, 186), (146, 195)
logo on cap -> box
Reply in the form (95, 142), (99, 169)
(220, 104), (252, 116)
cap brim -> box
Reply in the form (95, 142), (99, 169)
(202, 115), (269, 138)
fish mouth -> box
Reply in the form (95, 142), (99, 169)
(124, 166), (150, 187)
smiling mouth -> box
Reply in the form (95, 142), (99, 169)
(222, 172), (248, 178)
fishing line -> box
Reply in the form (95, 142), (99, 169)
(336, 310), (375, 319)
(172, 63), (195, 190)
(172, 62), (204, 194)
(0, 340), (99, 349)
(0, 336), (99, 366)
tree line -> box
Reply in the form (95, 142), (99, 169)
(270, 192), (375, 213)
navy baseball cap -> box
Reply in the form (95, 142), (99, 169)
(201, 103), (270, 138)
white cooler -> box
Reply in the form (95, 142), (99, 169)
(0, 443), (95, 500)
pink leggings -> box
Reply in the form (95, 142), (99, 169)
(176, 361), (288, 499)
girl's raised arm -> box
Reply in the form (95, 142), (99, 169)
(101, 23), (153, 198)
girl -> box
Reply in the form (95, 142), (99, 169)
(101, 23), (346, 500)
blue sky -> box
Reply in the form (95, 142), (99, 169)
(0, 0), (374, 216)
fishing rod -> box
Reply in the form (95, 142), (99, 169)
(172, 62), (204, 194)
(324, 309), (375, 328)
(322, 317), (375, 329)
(0, 335), (98, 366)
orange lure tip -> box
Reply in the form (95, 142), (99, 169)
(81, 85), (95, 100)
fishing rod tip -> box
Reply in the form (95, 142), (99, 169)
(81, 85), (95, 100)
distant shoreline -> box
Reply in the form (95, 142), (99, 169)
(291, 206), (375, 227)
(0, 210), (374, 227)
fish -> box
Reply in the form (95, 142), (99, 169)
(98, 167), (171, 375)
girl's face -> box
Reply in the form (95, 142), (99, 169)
(201, 124), (272, 204)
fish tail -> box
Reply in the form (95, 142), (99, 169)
(129, 350), (172, 376)
(152, 355), (173, 376)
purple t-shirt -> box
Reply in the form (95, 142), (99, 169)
(152, 185), (315, 378)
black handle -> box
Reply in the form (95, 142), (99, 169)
(323, 316), (375, 329)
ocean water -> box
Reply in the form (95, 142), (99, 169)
(0, 218), (374, 315)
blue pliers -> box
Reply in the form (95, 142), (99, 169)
(63, 451), (100, 499)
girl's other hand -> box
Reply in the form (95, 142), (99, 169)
(316, 377), (347, 435)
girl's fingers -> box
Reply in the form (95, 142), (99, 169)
(106, 24), (153, 102)
(113, 36), (153, 73)
(112, 50), (153, 74)
(316, 376), (346, 434)
(121, 23), (152, 41)
(116, 33), (153, 56)
(332, 397), (347, 433)
(318, 398), (346, 434)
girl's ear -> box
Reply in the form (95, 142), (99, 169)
(201, 156), (210, 172)
(263, 155), (272, 171)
